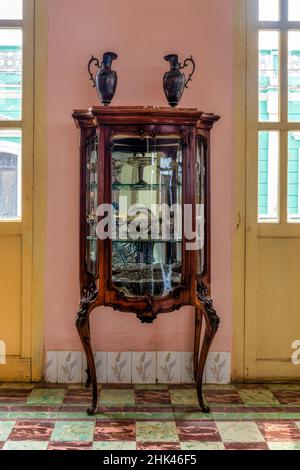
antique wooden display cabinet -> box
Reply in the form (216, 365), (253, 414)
(73, 107), (220, 415)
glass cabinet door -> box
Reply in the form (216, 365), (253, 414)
(195, 135), (207, 278)
(85, 131), (99, 276)
(111, 133), (183, 298)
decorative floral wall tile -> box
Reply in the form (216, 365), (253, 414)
(94, 352), (107, 383)
(57, 351), (82, 383)
(82, 352), (107, 384)
(107, 352), (132, 384)
(81, 353), (87, 384)
(45, 351), (230, 384)
(157, 352), (181, 384)
(181, 352), (196, 384)
(132, 352), (156, 384)
(43, 351), (58, 383)
(205, 352), (231, 384)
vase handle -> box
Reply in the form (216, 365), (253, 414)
(181, 56), (196, 89)
(87, 55), (100, 88)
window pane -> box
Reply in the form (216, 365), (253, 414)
(258, 131), (279, 222)
(289, 0), (300, 21)
(0, 130), (21, 220)
(259, 31), (280, 122)
(288, 132), (300, 222)
(259, 0), (280, 21)
(0, 29), (22, 121)
(0, 0), (22, 20)
(288, 31), (300, 122)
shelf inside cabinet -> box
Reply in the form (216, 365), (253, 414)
(112, 183), (181, 191)
(113, 183), (160, 191)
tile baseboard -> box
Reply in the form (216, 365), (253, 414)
(44, 351), (231, 385)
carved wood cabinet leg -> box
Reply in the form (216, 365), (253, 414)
(195, 282), (220, 413)
(84, 320), (92, 388)
(85, 366), (92, 389)
(194, 307), (202, 381)
(76, 306), (98, 416)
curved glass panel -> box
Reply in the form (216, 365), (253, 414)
(195, 136), (206, 278)
(85, 131), (98, 275)
(111, 133), (183, 297)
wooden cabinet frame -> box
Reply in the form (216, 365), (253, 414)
(73, 106), (220, 414)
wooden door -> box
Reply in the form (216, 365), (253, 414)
(0, 0), (45, 381)
(244, 0), (300, 380)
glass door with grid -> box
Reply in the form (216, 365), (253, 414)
(0, 0), (34, 380)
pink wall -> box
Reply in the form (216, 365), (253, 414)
(45, 0), (233, 352)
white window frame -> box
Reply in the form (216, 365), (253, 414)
(0, 0), (33, 226)
(248, 0), (300, 230)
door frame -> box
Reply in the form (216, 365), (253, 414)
(232, 0), (247, 381)
(31, 0), (47, 381)
(232, 0), (300, 381)
(0, 0), (47, 381)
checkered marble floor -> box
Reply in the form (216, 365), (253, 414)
(1, 383), (300, 450)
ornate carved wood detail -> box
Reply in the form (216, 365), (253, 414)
(75, 273), (98, 415)
(196, 281), (220, 339)
(136, 310), (158, 324)
(73, 106), (220, 129)
(108, 299), (190, 318)
(194, 280), (220, 413)
(197, 113), (221, 131)
(109, 282), (188, 323)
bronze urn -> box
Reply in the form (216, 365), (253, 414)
(163, 54), (195, 107)
(88, 51), (118, 106)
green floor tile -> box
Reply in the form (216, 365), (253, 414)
(268, 384), (300, 391)
(0, 421), (16, 441)
(173, 412), (212, 420)
(216, 422), (265, 443)
(136, 421), (178, 442)
(181, 442), (225, 450)
(51, 421), (95, 442)
(213, 412), (300, 420)
(99, 389), (135, 405)
(170, 389), (198, 406)
(203, 385), (235, 390)
(238, 389), (280, 406)
(93, 442), (137, 450)
(115, 412), (176, 420)
(3, 441), (49, 450)
(27, 389), (65, 405)
(268, 442), (300, 450)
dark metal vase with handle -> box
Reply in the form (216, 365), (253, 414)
(163, 54), (196, 108)
(88, 52), (118, 106)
